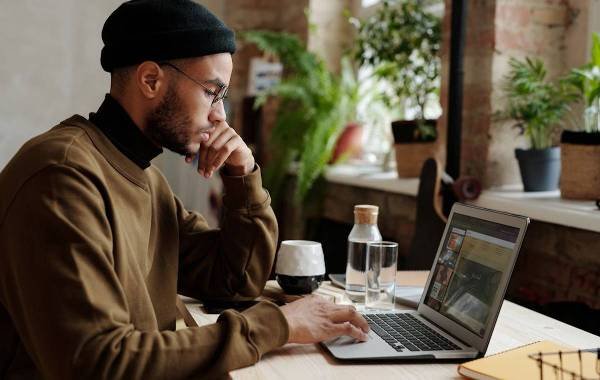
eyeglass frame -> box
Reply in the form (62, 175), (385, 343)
(158, 61), (229, 106)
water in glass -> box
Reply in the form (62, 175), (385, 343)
(365, 241), (398, 310)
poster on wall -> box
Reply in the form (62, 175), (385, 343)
(246, 58), (283, 96)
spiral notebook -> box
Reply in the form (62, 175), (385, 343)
(458, 340), (599, 380)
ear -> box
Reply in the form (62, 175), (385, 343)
(135, 61), (165, 99)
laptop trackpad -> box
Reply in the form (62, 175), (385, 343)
(323, 332), (434, 360)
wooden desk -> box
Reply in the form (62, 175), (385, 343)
(183, 271), (600, 379)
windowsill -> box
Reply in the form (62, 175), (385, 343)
(324, 164), (419, 196)
(471, 185), (600, 233)
(325, 164), (600, 233)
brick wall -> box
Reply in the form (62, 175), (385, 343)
(438, 0), (591, 187)
(487, 0), (576, 188)
(437, 0), (600, 309)
(509, 221), (600, 309)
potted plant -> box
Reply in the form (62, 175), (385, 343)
(500, 57), (578, 191)
(242, 31), (356, 203)
(560, 33), (600, 200)
(352, 0), (442, 177)
(330, 58), (363, 164)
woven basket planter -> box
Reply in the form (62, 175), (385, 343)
(560, 131), (600, 200)
(392, 119), (439, 178)
(394, 142), (440, 178)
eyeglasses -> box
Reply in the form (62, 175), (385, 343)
(159, 62), (228, 106)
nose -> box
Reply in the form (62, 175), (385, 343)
(208, 101), (226, 123)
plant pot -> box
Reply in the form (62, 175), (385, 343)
(559, 131), (600, 200)
(515, 147), (560, 192)
(392, 119), (439, 178)
(331, 122), (363, 163)
(391, 119), (437, 143)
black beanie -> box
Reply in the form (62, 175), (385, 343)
(100, 0), (236, 72)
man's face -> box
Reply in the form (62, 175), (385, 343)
(145, 53), (233, 156)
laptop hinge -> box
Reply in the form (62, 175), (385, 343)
(418, 313), (475, 349)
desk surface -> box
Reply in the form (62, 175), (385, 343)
(183, 271), (600, 379)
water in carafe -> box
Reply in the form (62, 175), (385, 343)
(345, 205), (381, 303)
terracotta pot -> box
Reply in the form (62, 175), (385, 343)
(331, 122), (363, 163)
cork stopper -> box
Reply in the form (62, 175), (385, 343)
(354, 204), (379, 225)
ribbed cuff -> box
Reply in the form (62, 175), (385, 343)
(220, 165), (269, 211)
(240, 301), (289, 358)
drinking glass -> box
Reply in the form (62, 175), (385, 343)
(365, 241), (398, 310)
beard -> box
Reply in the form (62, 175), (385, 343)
(145, 83), (201, 156)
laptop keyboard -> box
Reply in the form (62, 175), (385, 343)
(364, 313), (461, 352)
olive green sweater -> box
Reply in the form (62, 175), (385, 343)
(0, 115), (288, 379)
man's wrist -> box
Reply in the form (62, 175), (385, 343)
(224, 159), (255, 176)
(220, 164), (268, 209)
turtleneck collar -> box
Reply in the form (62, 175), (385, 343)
(89, 94), (162, 169)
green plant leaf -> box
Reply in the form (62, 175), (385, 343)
(591, 33), (600, 67)
(243, 30), (352, 204)
(501, 57), (578, 148)
(352, 0), (442, 119)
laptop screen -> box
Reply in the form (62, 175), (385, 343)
(423, 213), (520, 337)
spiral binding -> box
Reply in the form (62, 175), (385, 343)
(528, 348), (600, 380)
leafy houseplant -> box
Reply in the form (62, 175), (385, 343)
(352, 0), (442, 177)
(567, 33), (600, 133)
(501, 57), (577, 191)
(560, 33), (600, 200)
(242, 31), (355, 203)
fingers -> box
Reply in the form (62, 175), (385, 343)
(205, 129), (238, 171)
(330, 305), (370, 334)
(197, 129), (220, 176)
(332, 321), (369, 342)
(281, 295), (369, 343)
(184, 132), (210, 164)
(208, 140), (239, 176)
(196, 123), (241, 177)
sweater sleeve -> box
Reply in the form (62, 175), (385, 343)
(0, 164), (287, 380)
(176, 165), (279, 300)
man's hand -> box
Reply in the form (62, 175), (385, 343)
(280, 295), (370, 344)
(186, 121), (255, 178)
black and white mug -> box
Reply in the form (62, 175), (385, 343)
(275, 240), (325, 295)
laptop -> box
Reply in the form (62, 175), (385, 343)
(323, 203), (529, 360)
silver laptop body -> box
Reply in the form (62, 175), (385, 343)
(323, 203), (530, 360)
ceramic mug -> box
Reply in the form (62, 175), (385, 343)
(275, 240), (325, 295)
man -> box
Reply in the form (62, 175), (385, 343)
(0, 1), (369, 379)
